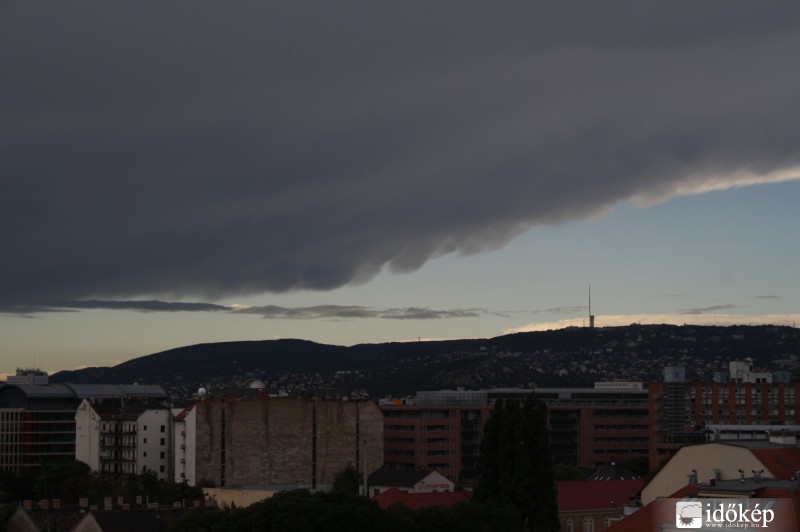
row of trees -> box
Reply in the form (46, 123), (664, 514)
(0, 460), (202, 506)
(167, 488), (522, 532)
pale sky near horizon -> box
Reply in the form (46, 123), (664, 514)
(2, 2), (799, 375)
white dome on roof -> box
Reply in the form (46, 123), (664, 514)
(248, 380), (266, 389)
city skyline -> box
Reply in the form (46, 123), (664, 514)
(2, 3), (799, 375)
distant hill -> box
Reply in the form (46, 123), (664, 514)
(50, 324), (800, 399)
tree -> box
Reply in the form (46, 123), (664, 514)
(554, 464), (583, 481)
(34, 459), (90, 500)
(473, 393), (559, 531)
(330, 464), (360, 496)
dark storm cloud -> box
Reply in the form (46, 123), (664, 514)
(7, 300), (486, 320)
(234, 304), (483, 320)
(2, 2), (800, 309)
(44, 300), (229, 313)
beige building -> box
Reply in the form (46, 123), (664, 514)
(641, 440), (800, 505)
(194, 397), (383, 490)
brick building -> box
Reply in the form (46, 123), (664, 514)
(194, 397), (383, 490)
(648, 365), (800, 469)
(381, 384), (650, 484)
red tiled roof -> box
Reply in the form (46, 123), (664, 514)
(371, 488), (470, 511)
(606, 484), (799, 532)
(557, 479), (646, 512)
(750, 448), (800, 480)
(603, 485), (701, 532)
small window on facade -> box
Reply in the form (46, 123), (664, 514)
(143, 452), (147, 457)
(160, 451), (165, 459)
(161, 425), (165, 432)
(160, 438), (165, 445)
(160, 465), (165, 473)
(144, 425), (148, 431)
(143, 438), (147, 444)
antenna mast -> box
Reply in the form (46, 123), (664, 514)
(589, 283), (595, 329)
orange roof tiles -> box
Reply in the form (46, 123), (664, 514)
(557, 479), (646, 512)
(751, 448), (800, 480)
(371, 488), (470, 511)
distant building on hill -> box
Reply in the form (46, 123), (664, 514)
(6, 368), (49, 385)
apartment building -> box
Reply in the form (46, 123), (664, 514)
(171, 403), (197, 485)
(381, 392), (492, 485)
(0, 380), (166, 474)
(382, 384), (650, 484)
(75, 398), (172, 480)
(648, 363), (800, 470)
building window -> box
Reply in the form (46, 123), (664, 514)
(160, 438), (165, 446)
(160, 451), (165, 459)
(564, 518), (573, 532)
(160, 465), (165, 473)
(144, 425), (148, 431)
(161, 425), (165, 432)
(143, 438), (147, 444)
(583, 518), (594, 532)
(143, 452), (147, 457)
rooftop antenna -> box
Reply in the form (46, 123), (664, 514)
(589, 284), (595, 329)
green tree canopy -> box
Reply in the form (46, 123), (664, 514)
(473, 393), (559, 531)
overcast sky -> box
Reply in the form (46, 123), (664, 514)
(2, 2), (799, 375)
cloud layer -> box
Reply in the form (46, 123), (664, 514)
(3, 2), (800, 310)
(507, 314), (800, 334)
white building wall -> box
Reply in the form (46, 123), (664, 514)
(412, 471), (455, 493)
(170, 406), (197, 485)
(137, 408), (171, 480)
(74, 399), (101, 472)
(171, 409), (186, 484)
(184, 407), (197, 485)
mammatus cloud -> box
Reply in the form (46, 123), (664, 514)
(3, 3), (800, 310)
(505, 314), (800, 334)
